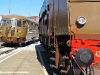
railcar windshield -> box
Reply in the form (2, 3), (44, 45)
(11, 19), (17, 27)
(0, 20), (14, 26)
(69, 0), (100, 2)
(2, 20), (7, 26)
(0, 19), (26, 27)
(7, 20), (11, 25)
(0, 20), (8, 26)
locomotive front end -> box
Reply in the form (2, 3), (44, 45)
(39, 0), (100, 74)
(0, 15), (27, 44)
(68, 0), (100, 68)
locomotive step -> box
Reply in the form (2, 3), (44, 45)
(51, 36), (54, 39)
(60, 65), (71, 73)
(50, 64), (56, 68)
(59, 64), (65, 67)
(51, 43), (54, 46)
(50, 57), (55, 61)
(60, 69), (68, 73)
(50, 51), (55, 53)
(63, 56), (69, 59)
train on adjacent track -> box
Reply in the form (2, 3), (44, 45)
(39, 0), (100, 75)
(0, 15), (38, 45)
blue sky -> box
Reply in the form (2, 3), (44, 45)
(0, 0), (44, 17)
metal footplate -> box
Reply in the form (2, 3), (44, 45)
(50, 57), (55, 61)
(50, 64), (56, 68)
(50, 51), (55, 53)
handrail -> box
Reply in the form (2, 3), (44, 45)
(70, 24), (78, 46)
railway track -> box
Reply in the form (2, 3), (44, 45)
(0, 47), (17, 56)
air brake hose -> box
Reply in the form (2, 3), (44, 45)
(72, 55), (86, 75)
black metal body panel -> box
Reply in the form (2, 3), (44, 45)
(39, 0), (69, 36)
(56, 0), (68, 35)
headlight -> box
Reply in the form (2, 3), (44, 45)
(19, 31), (21, 33)
(0, 30), (2, 32)
(77, 16), (86, 25)
(11, 27), (15, 30)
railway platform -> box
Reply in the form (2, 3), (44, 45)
(0, 42), (49, 75)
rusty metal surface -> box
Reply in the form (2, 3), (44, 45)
(39, 0), (69, 36)
(39, 0), (100, 37)
(68, 1), (100, 39)
(76, 34), (100, 39)
(39, 0), (100, 75)
(56, 0), (68, 35)
(55, 38), (59, 69)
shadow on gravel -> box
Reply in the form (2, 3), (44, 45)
(35, 45), (61, 75)
(1, 43), (19, 48)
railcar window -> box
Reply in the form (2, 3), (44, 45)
(23, 21), (26, 27)
(11, 19), (17, 27)
(17, 20), (22, 27)
(7, 20), (11, 24)
(2, 20), (7, 26)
